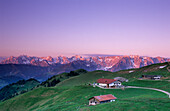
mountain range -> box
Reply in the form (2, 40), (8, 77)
(1, 55), (169, 72)
(0, 55), (169, 88)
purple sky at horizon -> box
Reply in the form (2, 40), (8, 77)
(0, 0), (170, 58)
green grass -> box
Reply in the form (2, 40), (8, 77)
(0, 85), (169, 111)
(124, 80), (170, 92)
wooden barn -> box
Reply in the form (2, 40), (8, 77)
(89, 94), (117, 105)
(96, 78), (122, 88)
(141, 75), (162, 80)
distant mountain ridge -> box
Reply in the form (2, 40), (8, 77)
(0, 57), (7, 62)
(1, 55), (169, 72)
(0, 55), (169, 87)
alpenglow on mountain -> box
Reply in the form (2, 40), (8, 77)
(1, 55), (169, 72)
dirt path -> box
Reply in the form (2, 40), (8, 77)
(95, 85), (170, 98)
(126, 86), (170, 98)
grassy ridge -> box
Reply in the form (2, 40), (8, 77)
(39, 69), (87, 87)
(0, 78), (40, 101)
(57, 70), (113, 87)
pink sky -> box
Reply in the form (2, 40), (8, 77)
(0, 0), (170, 58)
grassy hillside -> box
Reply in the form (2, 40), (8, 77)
(0, 78), (40, 101)
(57, 62), (170, 91)
(0, 86), (169, 111)
(0, 62), (169, 111)
(39, 69), (87, 87)
(57, 70), (113, 87)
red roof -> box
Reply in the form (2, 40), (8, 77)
(93, 94), (117, 101)
(96, 78), (117, 84)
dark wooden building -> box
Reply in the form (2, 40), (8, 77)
(142, 75), (162, 80)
